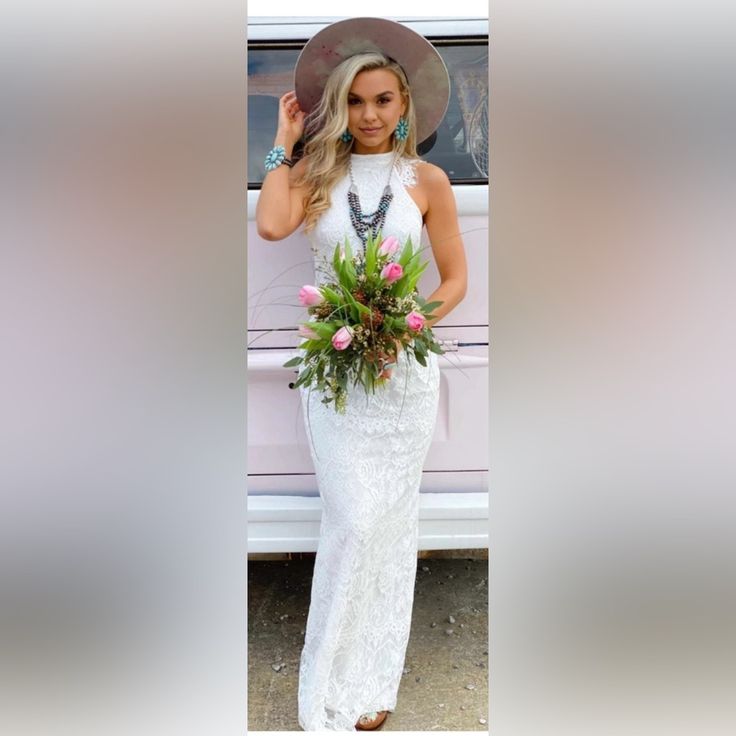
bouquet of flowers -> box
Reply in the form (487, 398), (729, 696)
(283, 232), (444, 412)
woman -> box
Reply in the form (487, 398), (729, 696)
(255, 18), (467, 732)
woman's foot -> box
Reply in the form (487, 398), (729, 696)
(355, 710), (388, 730)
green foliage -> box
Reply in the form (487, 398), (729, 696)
(364, 232), (378, 278)
(398, 236), (414, 267)
(320, 286), (342, 304)
(308, 321), (339, 340)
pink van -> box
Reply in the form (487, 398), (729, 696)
(247, 17), (488, 553)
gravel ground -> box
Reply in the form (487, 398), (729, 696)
(247, 554), (489, 731)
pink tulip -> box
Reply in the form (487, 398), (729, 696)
(331, 326), (353, 351)
(380, 262), (403, 284)
(299, 285), (324, 307)
(406, 311), (426, 332)
(298, 323), (320, 340)
(378, 236), (400, 256)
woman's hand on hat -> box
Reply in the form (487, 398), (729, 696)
(276, 90), (305, 148)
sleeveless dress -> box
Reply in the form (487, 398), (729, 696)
(297, 152), (441, 731)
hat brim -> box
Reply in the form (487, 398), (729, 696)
(294, 17), (450, 145)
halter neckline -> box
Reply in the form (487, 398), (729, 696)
(350, 151), (396, 161)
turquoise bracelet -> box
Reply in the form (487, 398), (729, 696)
(264, 145), (294, 172)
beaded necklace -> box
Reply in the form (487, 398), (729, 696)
(347, 153), (397, 249)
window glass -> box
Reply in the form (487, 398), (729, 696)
(424, 43), (488, 181)
(247, 40), (488, 187)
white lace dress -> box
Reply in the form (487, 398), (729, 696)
(297, 152), (441, 731)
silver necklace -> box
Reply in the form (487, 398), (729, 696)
(347, 154), (397, 249)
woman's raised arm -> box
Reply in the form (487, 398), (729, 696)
(255, 91), (308, 241)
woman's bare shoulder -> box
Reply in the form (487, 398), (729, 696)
(415, 160), (451, 188)
(414, 161), (452, 204)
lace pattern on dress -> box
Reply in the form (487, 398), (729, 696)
(394, 156), (420, 188)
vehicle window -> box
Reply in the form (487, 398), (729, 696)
(247, 39), (488, 187)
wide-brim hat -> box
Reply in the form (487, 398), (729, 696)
(294, 17), (451, 145)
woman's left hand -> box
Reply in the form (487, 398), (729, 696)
(377, 336), (407, 380)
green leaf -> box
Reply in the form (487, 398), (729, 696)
(332, 243), (343, 279)
(414, 351), (427, 367)
(282, 356), (302, 368)
(308, 321), (339, 339)
(423, 300), (444, 312)
(401, 261), (429, 296)
(393, 280), (410, 298)
(365, 234), (377, 278)
(352, 365), (362, 387)
(428, 341), (445, 354)
(382, 315), (401, 330)
(320, 286), (342, 304)
(400, 256), (420, 279)
(398, 236), (414, 266)
(293, 367), (313, 388)
(339, 284), (371, 318)
(298, 338), (326, 351)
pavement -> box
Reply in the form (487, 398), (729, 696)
(247, 550), (489, 731)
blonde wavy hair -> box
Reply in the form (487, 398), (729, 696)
(297, 52), (419, 233)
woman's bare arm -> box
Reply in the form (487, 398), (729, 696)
(255, 91), (308, 241)
(420, 164), (468, 326)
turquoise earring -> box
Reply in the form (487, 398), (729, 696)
(394, 117), (409, 141)
(341, 129), (353, 143)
